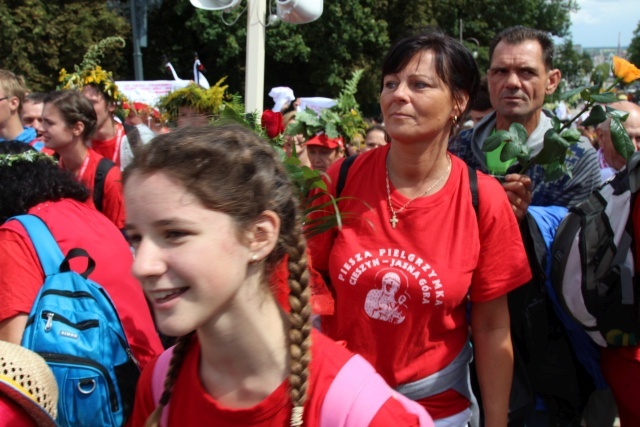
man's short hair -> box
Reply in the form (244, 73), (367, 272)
(0, 70), (27, 107)
(489, 26), (555, 70)
(24, 92), (47, 105)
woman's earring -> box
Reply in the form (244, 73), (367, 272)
(452, 115), (458, 126)
(250, 254), (258, 263)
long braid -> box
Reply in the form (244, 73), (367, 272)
(144, 332), (195, 427)
(284, 209), (313, 427)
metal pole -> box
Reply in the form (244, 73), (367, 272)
(459, 19), (463, 43)
(244, 0), (266, 113)
(131, 0), (144, 80)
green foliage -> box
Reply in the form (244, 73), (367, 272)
(286, 70), (368, 143)
(0, 1), (130, 92)
(556, 38), (592, 87)
(629, 21), (640, 68)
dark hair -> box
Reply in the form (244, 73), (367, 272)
(24, 92), (47, 104)
(0, 141), (89, 224)
(365, 124), (390, 144)
(381, 27), (480, 116)
(124, 125), (312, 427)
(43, 90), (97, 140)
(471, 76), (492, 112)
(489, 26), (555, 70)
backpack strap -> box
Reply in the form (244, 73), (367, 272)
(336, 155), (358, 198)
(9, 215), (63, 276)
(320, 354), (433, 427)
(152, 346), (175, 427)
(467, 165), (479, 218)
(93, 157), (116, 212)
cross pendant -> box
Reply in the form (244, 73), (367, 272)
(390, 214), (398, 228)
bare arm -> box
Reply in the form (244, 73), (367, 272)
(0, 314), (28, 344)
(471, 294), (513, 427)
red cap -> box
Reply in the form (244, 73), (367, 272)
(305, 133), (344, 149)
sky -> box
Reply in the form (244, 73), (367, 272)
(569, 0), (639, 47)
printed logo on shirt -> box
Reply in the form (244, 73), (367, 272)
(364, 269), (409, 324)
(336, 247), (446, 322)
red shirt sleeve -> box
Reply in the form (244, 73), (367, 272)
(0, 228), (43, 322)
(101, 165), (126, 229)
(127, 355), (158, 427)
(469, 174), (532, 302)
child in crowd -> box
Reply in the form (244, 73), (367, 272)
(124, 125), (432, 426)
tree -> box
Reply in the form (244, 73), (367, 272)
(556, 39), (591, 88)
(629, 21), (640, 68)
(0, 0), (130, 92)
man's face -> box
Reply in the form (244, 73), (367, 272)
(82, 85), (114, 130)
(598, 104), (640, 171)
(0, 88), (19, 127)
(21, 100), (44, 136)
(488, 40), (560, 124)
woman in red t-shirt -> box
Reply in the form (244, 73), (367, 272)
(308, 29), (531, 426)
(41, 90), (125, 229)
(123, 125), (431, 427)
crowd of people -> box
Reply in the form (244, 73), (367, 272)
(0, 23), (639, 427)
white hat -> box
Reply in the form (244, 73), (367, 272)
(296, 97), (337, 114)
(268, 87), (295, 112)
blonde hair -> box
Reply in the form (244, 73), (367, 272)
(0, 70), (26, 107)
(124, 125), (312, 426)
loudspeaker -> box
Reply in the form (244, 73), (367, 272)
(190, 0), (241, 11)
(276, 0), (323, 24)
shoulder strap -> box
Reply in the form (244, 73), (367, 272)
(9, 215), (63, 276)
(467, 165), (479, 218)
(93, 157), (116, 212)
(336, 155), (358, 198)
(320, 354), (392, 427)
(152, 346), (175, 427)
(320, 354), (432, 427)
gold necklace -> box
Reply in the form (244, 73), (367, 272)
(385, 155), (451, 228)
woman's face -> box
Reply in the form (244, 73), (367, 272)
(125, 171), (256, 337)
(380, 50), (465, 145)
(42, 103), (76, 151)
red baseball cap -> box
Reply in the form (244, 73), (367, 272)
(305, 133), (344, 150)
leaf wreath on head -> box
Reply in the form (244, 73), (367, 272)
(286, 69), (369, 144)
(58, 37), (128, 115)
(156, 78), (230, 123)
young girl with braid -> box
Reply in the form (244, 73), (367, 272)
(124, 125), (432, 427)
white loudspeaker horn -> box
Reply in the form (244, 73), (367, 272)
(276, 0), (323, 24)
(190, 0), (241, 11)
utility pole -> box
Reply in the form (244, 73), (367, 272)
(130, 0), (148, 81)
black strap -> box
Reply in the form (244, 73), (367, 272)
(93, 158), (116, 213)
(336, 155), (358, 198)
(467, 165), (479, 218)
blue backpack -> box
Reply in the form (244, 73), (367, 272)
(13, 214), (140, 426)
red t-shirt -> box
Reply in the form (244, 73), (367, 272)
(76, 149), (125, 229)
(90, 121), (125, 167)
(0, 199), (163, 369)
(128, 330), (421, 426)
(308, 146), (531, 419)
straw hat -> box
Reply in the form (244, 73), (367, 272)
(0, 341), (58, 426)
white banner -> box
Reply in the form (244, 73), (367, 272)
(115, 80), (176, 106)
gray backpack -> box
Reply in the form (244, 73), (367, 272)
(551, 151), (640, 347)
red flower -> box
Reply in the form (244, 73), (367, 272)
(261, 109), (284, 139)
